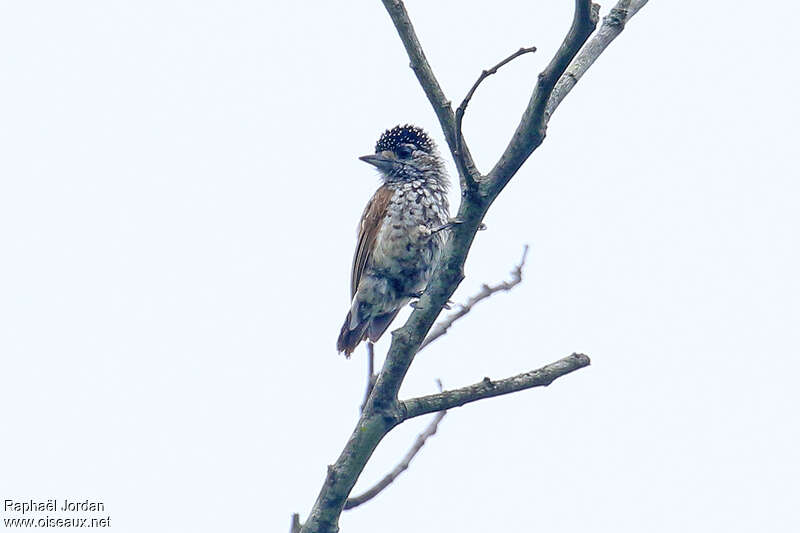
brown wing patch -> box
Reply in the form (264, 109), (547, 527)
(351, 185), (393, 298)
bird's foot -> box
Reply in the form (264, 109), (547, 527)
(428, 218), (486, 235)
(429, 218), (463, 235)
(409, 297), (452, 310)
(406, 291), (424, 309)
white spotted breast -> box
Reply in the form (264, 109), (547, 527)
(370, 179), (449, 279)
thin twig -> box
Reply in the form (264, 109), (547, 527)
(345, 380), (446, 510)
(289, 513), (301, 533)
(360, 342), (378, 412)
(402, 353), (591, 419)
(455, 47), (536, 191)
(420, 245), (529, 351)
(343, 411), (445, 509)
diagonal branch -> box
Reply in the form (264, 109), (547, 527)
(402, 353), (591, 419)
(488, 0), (599, 192)
(420, 245), (529, 351)
(546, 0), (650, 118)
(380, 0), (480, 190)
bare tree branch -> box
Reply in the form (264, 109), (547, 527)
(488, 0), (600, 191)
(344, 409), (446, 510)
(402, 353), (591, 419)
(348, 245), (529, 506)
(546, 0), (649, 118)
(420, 245), (529, 351)
(349, 246), (530, 507)
(297, 0), (648, 529)
(379, 0), (480, 190)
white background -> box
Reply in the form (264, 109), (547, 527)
(1, 1), (798, 532)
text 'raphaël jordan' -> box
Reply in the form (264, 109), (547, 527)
(3, 499), (105, 514)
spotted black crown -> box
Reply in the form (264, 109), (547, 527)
(375, 124), (434, 155)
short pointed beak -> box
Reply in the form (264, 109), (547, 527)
(358, 154), (381, 165)
(359, 152), (395, 170)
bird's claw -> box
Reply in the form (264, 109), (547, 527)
(410, 297), (452, 310)
(429, 218), (463, 235)
(430, 218), (486, 235)
(406, 290), (425, 309)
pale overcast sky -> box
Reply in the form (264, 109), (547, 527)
(1, 1), (798, 532)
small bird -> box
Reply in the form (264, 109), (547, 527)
(337, 124), (450, 357)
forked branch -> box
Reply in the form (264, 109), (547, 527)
(343, 411), (446, 509)
(488, 0), (599, 190)
(343, 352), (591, 515)
(345, 380), (447, 511)
(296, 1), (649, 530)
(546, 0), (650, 118)
(351, 244), (530, 510)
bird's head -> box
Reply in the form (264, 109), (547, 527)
(359, 124), (446, 184)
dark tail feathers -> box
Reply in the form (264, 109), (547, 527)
(337, 308), (401, 357)
(337, 311), (368, 358)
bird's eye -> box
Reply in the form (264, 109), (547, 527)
(396, 145), (414, 159)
